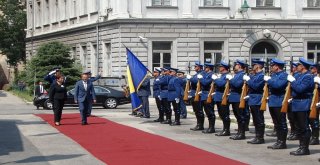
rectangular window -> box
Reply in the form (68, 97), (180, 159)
(152, 0), (171, 6)
(308, 0), (320, 7)
(204, 0), (223, 6)
(36, 1), (41, 26)
(307, 42), (320, 64)
(103, 43), (112, 76)
(256, 0), (274, 7)
(80, 0), (87, 15)
(55, 0), (59, 21)
(152, 41), (172, 70)
(204, 42), (223, 72)
(45, 0), (49, 24)
(81, 45), (87, 70)
(91, 44), (98, 75)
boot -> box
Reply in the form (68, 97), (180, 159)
(190, 115), (203, 131)
(230, 124), (240, 139)
(290, 134), (310, 156)
(310, 128), (319, 145)
(203, 118), (215, 134)
(161, 113), (171, 124)
(154, 112), (164, 122)
(170, 113), (181, 126)
(233, 123), (246, 140)
(268, 131), (287, 149)
(248, 126), (264, 144)
(216, 120), (230, 136)
(266, 128), (277, 137)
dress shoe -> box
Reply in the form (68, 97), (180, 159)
(290, 147), (310, 156)
(247, 137), (264, 144)
(267, 141), (287, 149)
(202, 128), (215, 134)
(190, 125), (204, 131)
(55, 122), (60, 126)
(161, 120), (172, 124)
(232, 134), (246, 140)
(82, 122), (88, 125)
(153, 118), (163, 122)
(170, 121), (181, 126)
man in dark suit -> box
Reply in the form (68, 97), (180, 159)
(74, 73), (96, 125)
(35, 81), (45, 97)
(137, 77), (151, 118)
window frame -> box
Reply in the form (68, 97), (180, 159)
(307, 42), (320, 64)
(256, 0), (275, 7)
(152, 41), (173, 70)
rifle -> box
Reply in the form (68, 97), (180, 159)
(260, 58), (269, 111)
(221, 61), (231, 106)
(194, 79), (201, 102)
(310, 77), (319, 119)
(239, 60), (249, 109)
(183, 79), (190, 101)
(206, 64), (217, 104)
(281, 57), (293, 113)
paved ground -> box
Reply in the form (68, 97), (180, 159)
(0, 90), (319, 164)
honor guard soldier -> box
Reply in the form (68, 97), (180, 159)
(287, 62), (299, 141)
(153, 68), (164, 122)
(177, 71), (187, 119)
(187, 62), (205, 131)
(288, 57), (314, 156)
(213, 61), (231, 136)
(167, 68), (182, 125)
(201, 63), (216, 134)
(228, 60), (248, 140)
(310, 64), (320, 145)
(264, 58), (288, 149)
(244, 59), (265, 144)
(158, 67), (172, 124)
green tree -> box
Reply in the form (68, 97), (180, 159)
(0, 0), (26, 66)
(20, 41), (81, 94)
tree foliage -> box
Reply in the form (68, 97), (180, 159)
(19, 41), (82, 94)
(0, 0), (26, 66)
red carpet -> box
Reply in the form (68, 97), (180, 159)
(36, 113), (246, 165)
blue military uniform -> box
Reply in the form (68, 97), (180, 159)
(177, 71), (187, 118)
(200, 63), (216, 133)
(309, 64), (320, 145)
(153, 69), (164, 122)
(189, 62), (205, 131)
(229, 60), (247, 140)
(247, 60), (265, 144)
(287, 62), (300, 140)
(214, 61), (231, 136)
(266, 58), (288, 149)
(289, 57), (314, 156)
(167, 68), (182, 125)
(137, 77), (151, 118)
(159, 68), (172, 124)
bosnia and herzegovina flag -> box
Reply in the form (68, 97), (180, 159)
(126, 48), (148, 111)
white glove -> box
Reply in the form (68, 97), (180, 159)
(264, 76), (271, 81)
(175, 98), (180, 103)
(314, 77), (320, 84)
(186, 75), (192, 80)
(316, 102), (320, 108)
(197, 74), (203, 79)
(155, 78), (160, 81)
(287, 75), (296, 82)
(211, 74), (218, 80)
(226, 74), (233, 80)
(49, 70), (56, 75)
(198, 91), (202, 95)
(211, 92), (216, 96)
(158, 95), (161, 100)
(288, 98), (292, 103)
(243, 75), (250, 81)
(244, 95), (250, 100)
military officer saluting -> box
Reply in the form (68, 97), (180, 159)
(228, 60), (248, 140)
(212, 61), (231, 136)
(244, 59), (265, 144)
(288, 57), (314, 156)
(264, 58), (288, 149)
(187, 62), (205, 131)
(167, 68), (182, 125)
(200, 63), (216, 134)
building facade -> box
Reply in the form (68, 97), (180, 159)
(26, 0), (320, 76)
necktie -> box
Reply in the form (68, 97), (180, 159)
(40, 85), (43, 93)
(84, 81), (87, 91)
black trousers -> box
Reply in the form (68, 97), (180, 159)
(250, 105), (265, 137)
(287, 104), (296, 133)
(293, 111), (311, 138)
(309, 108), (319, 129)
(231, 102), (245, 125)
(216, 102), (230, 123)
(161, 98), (170, 118)
(53, 99), (64, 122)
(202, 100), (215, 120)
(191, 98), (204, 118)
(269, 107), (288, 133)
(155, 98), (163, 119)
(169, 101), (180, 120)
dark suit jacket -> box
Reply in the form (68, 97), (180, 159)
(49, 83), (67, 101)
(35, 85), (45, 97)
(74, 80), (96, 103)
